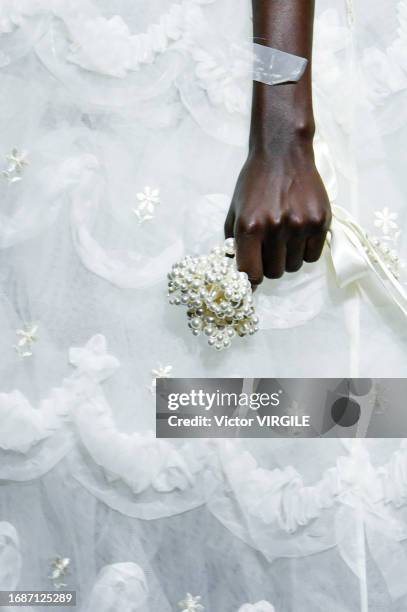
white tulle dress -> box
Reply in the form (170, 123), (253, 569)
(1, 1), (407, 611)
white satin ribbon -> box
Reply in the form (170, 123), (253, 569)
(328, 214), (370, 287)
(314, 137), (407, 318)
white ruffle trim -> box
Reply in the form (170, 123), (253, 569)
(2, 335), (407, 524)
(3, 335), (407, 596)
(64, 0), (218, 79)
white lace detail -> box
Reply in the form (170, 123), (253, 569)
(374, 207), (399, 235)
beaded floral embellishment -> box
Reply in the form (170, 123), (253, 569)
(178, 593), (205, 612)
(49, 557), (71, 589)
(14, 323), (38, 358)
(2, 148), (29, 183)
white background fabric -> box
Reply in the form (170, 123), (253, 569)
(1, 1), (407, 610)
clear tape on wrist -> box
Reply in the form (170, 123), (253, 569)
(252, 42), (308, 85)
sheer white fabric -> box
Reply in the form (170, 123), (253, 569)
(1, 0), (407, 610)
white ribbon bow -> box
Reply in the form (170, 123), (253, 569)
(314, 138), (407, 317)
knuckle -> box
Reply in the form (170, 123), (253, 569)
(266, 213), (283, 233)
(236, 216), (264, 237)
(308, 211), (328, 231)
(287, 215), (306, 234)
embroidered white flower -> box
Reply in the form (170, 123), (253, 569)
(178, 593), (204, 612)
(14, 323), (38, 358)
(49, 556), (70, 589)
(133, 186), (160, 224)
(374, 207), (399, 234)
(149, 364), (173, 394)
(2, 148), (29, 183)
(152, 364), (173, 379)
(136, 186), (160, 211)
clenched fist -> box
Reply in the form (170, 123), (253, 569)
(224, 141), (331, 286)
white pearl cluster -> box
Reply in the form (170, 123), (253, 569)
(168, 238), (259, 350)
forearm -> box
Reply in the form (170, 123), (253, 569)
(225, 1), (329, 281)
(250, 0), (315, 153)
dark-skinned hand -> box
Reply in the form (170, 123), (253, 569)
(225, 140), (331, 286)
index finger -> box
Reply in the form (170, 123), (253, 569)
(235, 230), (264, 287)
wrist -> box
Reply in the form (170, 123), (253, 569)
(249, 79), (315, 155)
(249, 115), (315, 158)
